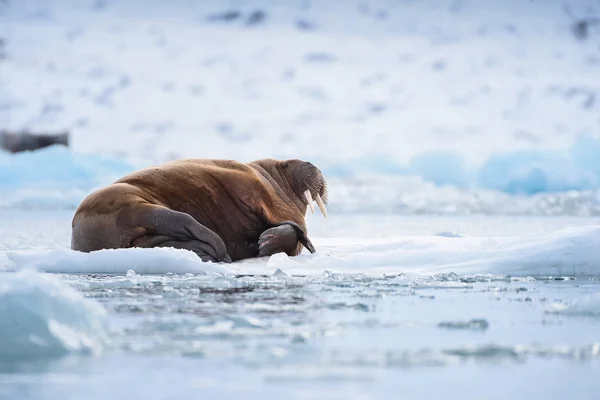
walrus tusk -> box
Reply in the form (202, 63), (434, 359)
(315, 194), (327, 218)
(304, 190), (315, 214)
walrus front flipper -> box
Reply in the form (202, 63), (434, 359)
(258, 221), (315, 257)
(136, 206), (232, 263)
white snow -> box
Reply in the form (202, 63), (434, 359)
(3, 246), (227, 275)
(3, 224), (600, 278)
(0, 269), (109, 361)
(1, 0), (600, 200)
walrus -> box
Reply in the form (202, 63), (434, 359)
(71, 158), (328, 263)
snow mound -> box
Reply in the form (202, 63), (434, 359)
(289, 225), (600, 277)
(4, 247), (228, 275)
(0, 269), (108, 362)
(4, 225), (600, 278)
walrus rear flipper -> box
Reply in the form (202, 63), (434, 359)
(135, 206), (232, 263)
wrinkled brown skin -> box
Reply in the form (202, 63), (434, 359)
(71, 158), (328, 263)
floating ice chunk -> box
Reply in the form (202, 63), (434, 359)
(435, 231), (463, 238)
(272, 268), (290, 278)
(266, 253), (300, 270)
(0, 269), (109, 361)
(413, 281), (473, 289)
(5, 247), (228, 275)
(437, 319), (490, 330)
(208, 276), (243, 289)
(545, 293), (600, 318)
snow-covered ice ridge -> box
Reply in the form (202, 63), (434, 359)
(1, 0), (599, 164)
(3, 224), (600, 278)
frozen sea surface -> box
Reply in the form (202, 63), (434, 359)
(1, 211), (600, 399)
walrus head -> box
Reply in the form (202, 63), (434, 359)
(251, 158), (328, 218)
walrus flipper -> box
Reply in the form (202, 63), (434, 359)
(136, 207), (232, 263)
(258, 221), (315, 257)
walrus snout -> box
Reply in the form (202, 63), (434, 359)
(294, 162), (328, 218)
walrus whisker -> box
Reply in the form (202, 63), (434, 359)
(315, 194), (327, 218)
(304, 190), (315, 214)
